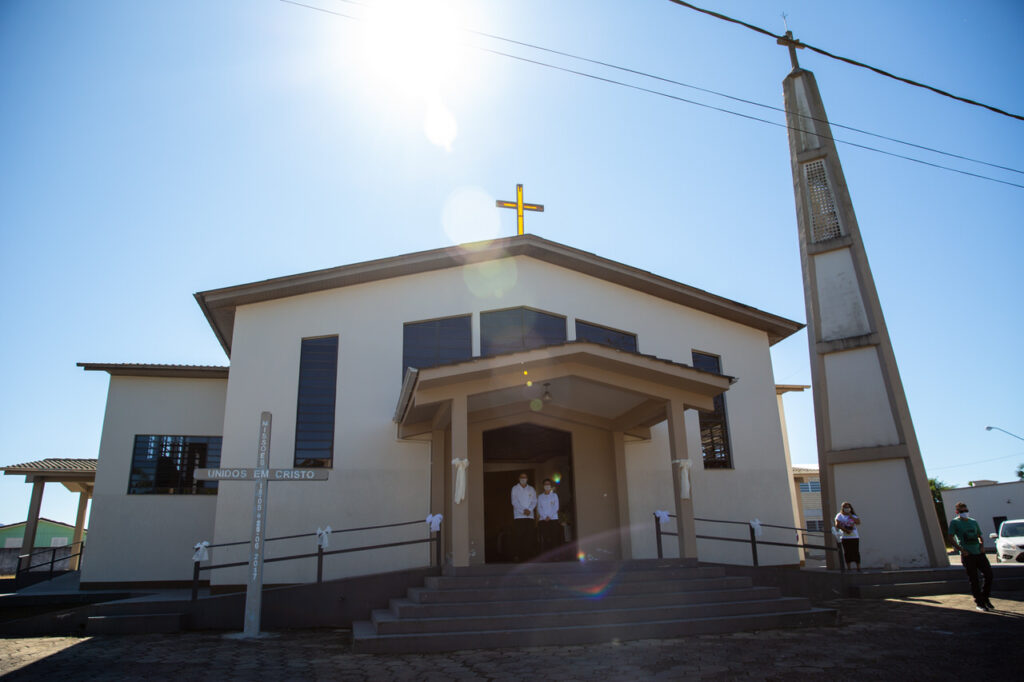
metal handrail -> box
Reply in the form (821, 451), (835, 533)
(190, 517), (442, 601)
(204, 519), (425, 549)
(653, 512), (845, 571)
(15, 540), (86, 582)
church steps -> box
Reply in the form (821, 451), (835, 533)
(352, 561), (836, 653)
(407, 575), (751, 604)
(441, 558), (700, 576)
(370, 596), (814, 635)
(423, 566), (720, 590)
(388, 585), (782, 618)
(352, 607), (837, 654)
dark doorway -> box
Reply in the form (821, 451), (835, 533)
(482, 423), (576, 563)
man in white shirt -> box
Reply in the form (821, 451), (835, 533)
(510, 472), (537, 562)
(537, 478), (561, 558)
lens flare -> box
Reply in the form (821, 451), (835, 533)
(423, 97), (457, 151)
(529, 398), (543, 412)
(462, 258), (517, 299)
(442, 186), (500, 244)
(552, 473), (561, 484)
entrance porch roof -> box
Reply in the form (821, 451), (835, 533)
(394, 341), (733, 439)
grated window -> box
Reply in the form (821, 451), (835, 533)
(803, 160), (842, 242)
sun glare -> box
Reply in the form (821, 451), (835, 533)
(363, 0), (461, 95)
(360, 0), (465, 149)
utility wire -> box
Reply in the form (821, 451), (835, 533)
(930, 451), (1024, 470)
(469, 43), (1024, 189)
(465, 26), (1023, 176)
(666, 0), (1024, 122)
(280, 0), (1024, 189)
(322, 0), (1023, 175)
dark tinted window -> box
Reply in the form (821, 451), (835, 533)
(295, 336), (338, 468)
(403, 315), (472, 375)
(692, 351), (732, 469)
(480, 308), (566, 356)
(575, 320), (638, 353)
(129, 435), (222, 494)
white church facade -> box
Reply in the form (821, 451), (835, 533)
(79, 235), (807, 588)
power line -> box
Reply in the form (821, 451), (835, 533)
(280, 0), (1024, 189)
(329, 0), (1024, 172)
(929, 451), (1024, 470)
(468, 43), (1024, 190)
(463, 25), (1023, 176)
(666, 0), (1024, 122)
(320, 0), (1024, 175)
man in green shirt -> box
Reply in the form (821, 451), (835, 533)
(948, 502), (994, 611)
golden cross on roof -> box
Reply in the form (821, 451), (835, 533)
(496, 184), (544, 235)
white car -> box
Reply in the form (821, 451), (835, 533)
(989, 519), (1024, 563)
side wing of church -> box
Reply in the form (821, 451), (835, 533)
(79, 235), (805, 587)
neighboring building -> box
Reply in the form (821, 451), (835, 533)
(0, 518), (87, 576)
(941, 480), (1024, 549)
(792, 467), (824, 533)
(0, 518), (86, 549)
(78, 235), (809, 587)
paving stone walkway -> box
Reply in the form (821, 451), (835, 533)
(1, 592), (1019, 680)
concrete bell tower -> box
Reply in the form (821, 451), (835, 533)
(780, 36), (947, 568)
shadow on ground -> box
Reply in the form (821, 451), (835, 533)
(2, 592), (1020, 680)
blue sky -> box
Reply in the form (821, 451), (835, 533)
(1, 0), (1022, 528)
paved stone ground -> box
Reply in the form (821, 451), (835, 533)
(1, 592), (1020, 680)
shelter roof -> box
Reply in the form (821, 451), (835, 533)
(1, 458), (97, 475)
(195, 234), (803, 355)
(77, 363), (229, 379)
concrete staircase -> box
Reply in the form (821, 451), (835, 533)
(846, 564), (1024, 598)
(352, 559), (836, 653)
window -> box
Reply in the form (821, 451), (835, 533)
(480, 307), (566, 356)
(799, 480), (821, 493)
(691, 351), (732, 469)
(575, 320), (638, 353)
(128, 435), (222, 494)
(806, 519), (825, 532)
(295, 336), (339, 468)
(403, 315), (472, 376)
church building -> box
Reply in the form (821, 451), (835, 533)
(78, 234), (806, 588)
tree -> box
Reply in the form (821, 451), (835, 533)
(929, 477), (954, 548)
(1017, 463), (1023, 481)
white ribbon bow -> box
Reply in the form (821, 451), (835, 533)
(317, 526), (332, 549)
(426, 514), (443, 532)
(654, 510), (671, 525)
(192, 541), (210, 562)
(452, 458), (469, 504)
(749, 518), (763, 538)
(671, 459), (692, 500)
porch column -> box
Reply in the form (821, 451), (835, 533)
(666, 399), (698, 559)
(430, 430), (445, 516)
(612, 431), (633, 559)
(19, 478), (45, 571)
(69, 489), (91, 571)
(450, 394), (470, 567)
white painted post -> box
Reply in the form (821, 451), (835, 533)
(243, 411), (272, 637)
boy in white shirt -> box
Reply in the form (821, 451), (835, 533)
(537, 478), (561, 558)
